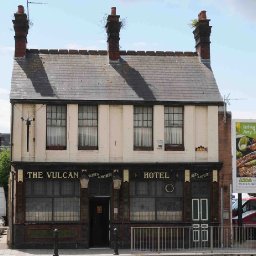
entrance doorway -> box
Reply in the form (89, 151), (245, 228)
(89, 197), (110, 247)
(192, 198), (209, 243)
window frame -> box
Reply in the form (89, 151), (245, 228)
(25, 179), (80, 223)
(129, 180), (183, 222)
(133, 106), (153, 151)
(46, 105), (67, 150)
(164, 106), (184, 151)
(78, 105), (98, 150)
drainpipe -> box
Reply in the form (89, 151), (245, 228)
(10, 103), (14, 248)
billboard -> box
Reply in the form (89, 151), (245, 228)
(232, 120), (256, 193)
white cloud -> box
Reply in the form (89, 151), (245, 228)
(0, 99), (11, 133)
(223, 0), (256, 22)
(232, 110), (256, 120)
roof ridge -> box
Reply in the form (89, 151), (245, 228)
(27, 49), (198, 57)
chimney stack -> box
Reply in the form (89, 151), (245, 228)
(13, 5), (29, 57)
(193, 10), (212, 65)
(105, 7), (121, 62)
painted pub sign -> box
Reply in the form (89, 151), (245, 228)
(232, 120), (256, 193)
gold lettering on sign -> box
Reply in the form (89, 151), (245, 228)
(143, 172), (170, 179)
(27, 171), (79, 179)
(38, 172), (43, 179)
(32, 172), (38, 178)
(27, 172), (33, 179)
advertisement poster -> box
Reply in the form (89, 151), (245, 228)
(232, 120), (256, 193)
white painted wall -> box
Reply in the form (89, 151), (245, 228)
(109, 105), (123, 162)
(35, 104), (46, 161)
(12, 104), (22, 161)
(12, 104), (219, 163)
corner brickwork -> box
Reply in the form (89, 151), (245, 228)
(218, 111), (232, 226)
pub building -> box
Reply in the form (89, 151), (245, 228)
(9, 6), (232, 249)
(12, 165), (222, 248)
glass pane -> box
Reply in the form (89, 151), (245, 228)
(53, 197), (80, 221)
(61, 181), (74, 196)
(46, 105), (67, 147)
(136, 182), (148, 195)
(78, 105), (98, 147)
(130, 198), (155, 221)
(134, 127), (152, 147)
(130, 181), (136, 196)
(192, 199), (199, 220)
(156, 198), (182, 221)
(156, 181), (183, 197)
(26, 198), (52, 221)
(164, 106), (183, 145)
(201, 199), (208, 221)
(25, 180), (32, 196)
(46, 181), (53, 196)
(33, 181), (45, 195)
(54, 181), (60, 196)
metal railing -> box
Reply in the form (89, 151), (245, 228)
(131, 225), (256, 252)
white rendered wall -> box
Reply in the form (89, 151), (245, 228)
(12, 104), (219, 163)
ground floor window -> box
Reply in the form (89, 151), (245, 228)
(130, 180), (183, 221)
(25, 180), (80, 222)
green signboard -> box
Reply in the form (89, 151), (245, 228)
(233, 120), (256, 193)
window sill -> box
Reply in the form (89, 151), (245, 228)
(129, 220), (183, 223)
(24, 221), (80, 224)
(134, 147), (153, 151)
(78, 146), (98, 150)
(46, 146), (66, 150)
(165, 145), (184, 151)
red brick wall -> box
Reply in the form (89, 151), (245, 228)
(218, 111), (232, 226)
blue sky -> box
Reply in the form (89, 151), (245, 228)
(1, 0), (256, 132)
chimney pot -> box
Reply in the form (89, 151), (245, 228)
(13, 5), (29, 57)
(106, 7), (120, 62)
(198, 10), (207, 21)
(17, 5), (25, 14)
(111, 7), (116, 16)
(193, 10), (211, 65)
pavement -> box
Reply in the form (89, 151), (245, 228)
(1, 229), (256, 256)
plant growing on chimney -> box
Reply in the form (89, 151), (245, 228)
(189, 19), (198, 28)
(120, 17), (126, 30)
(101, 14), (126, 30)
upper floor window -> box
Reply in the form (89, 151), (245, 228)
(164, 106), (184, 151)
(134, 106), (153, 150)
(78, 105), (98, 150)
(46, 105), (66, 150)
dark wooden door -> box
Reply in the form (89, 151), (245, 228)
(89, 197), (109, 247)
(192, 198), (209, 243)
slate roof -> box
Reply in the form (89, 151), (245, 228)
(10, 49), (223, 104)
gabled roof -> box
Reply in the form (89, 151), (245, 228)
(10, 49), (223, 104)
